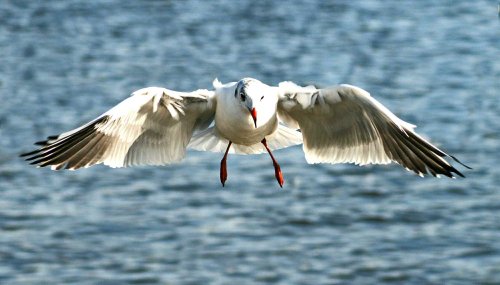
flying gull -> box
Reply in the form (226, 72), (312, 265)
(21, 78), (469, 187)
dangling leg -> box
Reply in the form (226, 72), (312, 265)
(220, 141), (232, 187)
(261, 138), (284, 187)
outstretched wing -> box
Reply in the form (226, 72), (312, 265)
(21, 87), (216, 170)
(277, 82), (469, 178)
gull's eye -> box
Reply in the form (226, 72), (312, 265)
(260, 96), (264, 101)
(240, 92), (246, 102)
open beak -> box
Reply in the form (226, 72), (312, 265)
(250, 108), (257, 128)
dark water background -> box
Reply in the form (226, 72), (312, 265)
(1, 0), (499, 284)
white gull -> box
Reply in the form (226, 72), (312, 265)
(21, 78), (469, 187)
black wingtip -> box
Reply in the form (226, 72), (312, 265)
(449, 155), (472, 170)
(34, 135), (59, 146)
(453, 169), (465, 178)
(20, 149), (40, 157)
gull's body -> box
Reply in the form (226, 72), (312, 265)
(22, 78), (468, 186)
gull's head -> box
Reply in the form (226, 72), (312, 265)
(235, 78), (274, 128)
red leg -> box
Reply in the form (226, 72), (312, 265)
(220, 141), (232, 187)
(261, 138), (284, 187)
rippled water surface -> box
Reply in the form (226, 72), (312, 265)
(1, 1), (499, 284)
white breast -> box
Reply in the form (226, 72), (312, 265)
(214, 101), (277, 145)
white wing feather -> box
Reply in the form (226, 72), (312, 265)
(277, 82), (465, 178)
(23, 87), (215, 170)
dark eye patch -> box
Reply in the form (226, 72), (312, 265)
(240, 92), (246, 101)
(260, 96), (264, 101)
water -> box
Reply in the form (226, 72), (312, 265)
(1, 0), (499, 284)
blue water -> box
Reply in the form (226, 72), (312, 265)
(1, 1), (499, 284)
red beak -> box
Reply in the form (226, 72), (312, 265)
(250, 108), (257, 128)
